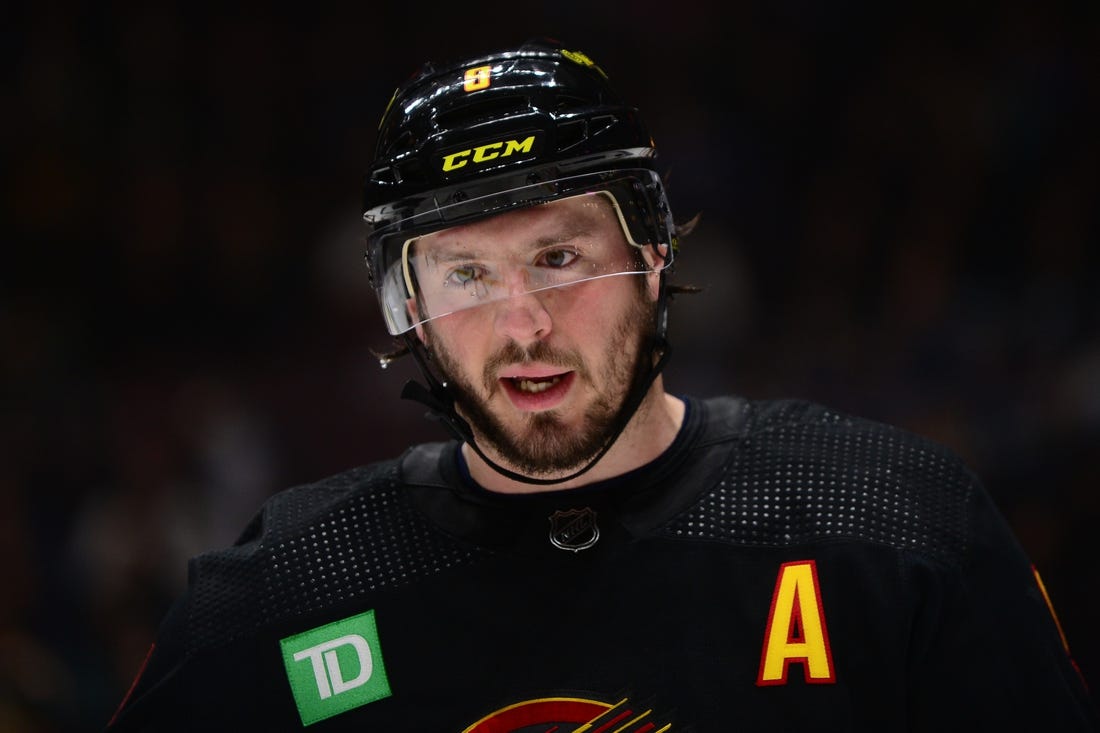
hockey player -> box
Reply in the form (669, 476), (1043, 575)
(106, 39), (1097, 731)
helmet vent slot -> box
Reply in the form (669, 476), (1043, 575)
(393, 158), (426, 185)
(555, 93), (592, 111)
(369, 167), (396, 185)
(435, 96), (528, 130)
(588, 114), (618, 136)
(556, 119), (586, 151)
(387, 130), (418, 156)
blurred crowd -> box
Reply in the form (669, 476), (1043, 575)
(4, 3), (1097, 730)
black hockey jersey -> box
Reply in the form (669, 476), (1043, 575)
(106, 397), (1098, 731)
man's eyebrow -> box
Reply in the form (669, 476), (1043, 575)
(530, 205), (604, 247)
(423, 217), (597, 263)
(423, 242), (485, 264)
(418, 200), (607, 263)
(532, 224), (592, 248)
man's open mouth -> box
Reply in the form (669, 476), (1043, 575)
(498, 371), (575, 409)
(511, 375), (564, 394)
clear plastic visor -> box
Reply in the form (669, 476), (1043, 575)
(375, 186), (670, 335)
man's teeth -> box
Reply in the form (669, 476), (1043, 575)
(514, 376), (562, 393)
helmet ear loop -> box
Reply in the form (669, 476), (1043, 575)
(655, 267), (671, 349)
(643, 238), (673, 352)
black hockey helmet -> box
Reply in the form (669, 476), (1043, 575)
(362, 38), (675, 335)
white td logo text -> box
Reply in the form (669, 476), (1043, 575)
(293, 634), (374, 699)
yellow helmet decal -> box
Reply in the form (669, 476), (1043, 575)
(463, 65), (492, 92)
(560, 49), (608, 79)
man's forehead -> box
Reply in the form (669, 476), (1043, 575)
(419, 192), (618, 247)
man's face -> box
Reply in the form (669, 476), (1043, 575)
(414, 193), (659, 477)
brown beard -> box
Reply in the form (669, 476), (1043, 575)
(424, 283), (657, 477)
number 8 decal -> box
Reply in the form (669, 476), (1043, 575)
(463, 65), (491, 92)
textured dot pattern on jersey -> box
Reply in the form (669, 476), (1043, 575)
(660, 400), (972, 560)
(186, 463), (484, 652)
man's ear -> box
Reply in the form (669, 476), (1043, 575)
(408, 298), (428, 345)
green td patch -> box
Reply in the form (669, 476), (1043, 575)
(280, 609), (391, 725)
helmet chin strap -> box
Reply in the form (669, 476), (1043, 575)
(399, 270), (672, 487)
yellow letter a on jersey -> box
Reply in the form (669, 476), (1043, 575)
(757, 560), (836, 685)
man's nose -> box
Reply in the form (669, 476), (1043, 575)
(493, 289), (552, 345)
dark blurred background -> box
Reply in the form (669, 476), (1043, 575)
(4, 2), (1098, 729)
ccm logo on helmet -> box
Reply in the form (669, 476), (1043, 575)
(439, 133), (541, 174)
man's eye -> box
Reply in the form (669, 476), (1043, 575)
(540, 249), (579, 268)
(446, 265), (483, 287)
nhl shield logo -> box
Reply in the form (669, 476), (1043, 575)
(548, 508), (600, 552)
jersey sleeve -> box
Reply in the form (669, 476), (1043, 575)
(906, 473), (1098, 729)
(104, 504), (270, 731)
(104, 590), (192, 731)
